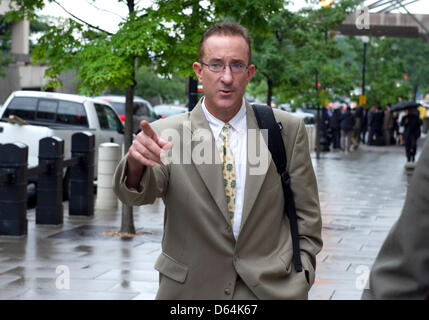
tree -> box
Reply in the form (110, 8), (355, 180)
(394, 37), (429, 101)
(344, 36), (410, 107)
(250, 0), (359, 108)
(8, 0), (283, 234)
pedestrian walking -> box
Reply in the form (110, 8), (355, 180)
(392, 111), (399, 144)
(361, 106), (369, 144)
(368, 106), (384, 146)
(352, 106), (363, 150)
(113, 21), (322, 300)
(401, 108), (422, 162)
(330, 107), (342, 150)
(361, 138), (429, 299)
(383, 104), (394, 146)
(340, 106), (355, 152)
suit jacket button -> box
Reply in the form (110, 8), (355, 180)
(224, 288), (231, 295)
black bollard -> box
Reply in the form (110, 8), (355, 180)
(36, 136), (64, 225)
(69, 132), (95, 216)
(0, 142), (28, 236)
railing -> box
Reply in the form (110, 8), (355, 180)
(0, 132), (95, 236)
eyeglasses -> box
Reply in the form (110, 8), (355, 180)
(200, 61), (249, 74)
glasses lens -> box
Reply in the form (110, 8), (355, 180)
(231, 63), (245, 73)
(209, 63), (223, 72)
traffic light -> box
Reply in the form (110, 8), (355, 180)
(320, 0), (333, 8)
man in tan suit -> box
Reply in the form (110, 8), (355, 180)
(113, 21), (322, 299)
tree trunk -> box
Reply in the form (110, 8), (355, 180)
(120, 59), (136, 234)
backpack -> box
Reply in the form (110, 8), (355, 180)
(251, 104), (303, 273)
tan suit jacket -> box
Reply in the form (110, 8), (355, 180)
(113, 99), (322, 299)
(362, 138), (429, 299)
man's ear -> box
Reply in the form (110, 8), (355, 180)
(193, 62), (203, 83)
(247, 64), (256, 83)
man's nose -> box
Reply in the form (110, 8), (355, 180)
(220, 65), (233, 84)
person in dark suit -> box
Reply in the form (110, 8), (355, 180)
(340, 106), (355, 152)
(362, 137), (429, 299)
(330, 108), (341, 149)
(401, 108), (422, 162)
(368, 106), (384, 146)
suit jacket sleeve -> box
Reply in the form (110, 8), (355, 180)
(362, 138), (429, 299)
(285, 117), (323, 283)
(112, 154), (169, 206)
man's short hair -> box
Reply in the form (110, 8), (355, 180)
(198, 21), (252, 64)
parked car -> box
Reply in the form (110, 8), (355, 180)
(154, 104), (188, 118)
(94, 95), (159, 133)
(0, 90), (125, 199)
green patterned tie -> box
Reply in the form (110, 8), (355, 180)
(219, 123), (236, 225)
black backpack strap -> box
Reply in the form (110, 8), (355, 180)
(251, 104), (303, 273)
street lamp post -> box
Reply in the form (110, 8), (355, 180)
(361, 36), (369, 105)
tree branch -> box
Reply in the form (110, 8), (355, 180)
(52, 0), (113, 36)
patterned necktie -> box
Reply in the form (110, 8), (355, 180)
(219, 123), (236, 225)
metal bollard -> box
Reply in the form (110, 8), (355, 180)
(95, 143), (121, 210)
(0, 142), (28, 236)
(36, 136), (64, 225)
(69, 132), (95, 216)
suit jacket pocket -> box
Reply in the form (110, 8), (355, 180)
(154, 252), (189, 283)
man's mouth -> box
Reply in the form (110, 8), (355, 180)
(219, 89), (233, 95)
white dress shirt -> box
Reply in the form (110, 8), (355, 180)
(201, 99), (247, 240)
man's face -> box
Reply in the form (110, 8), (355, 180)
(193, 35), (255, 119)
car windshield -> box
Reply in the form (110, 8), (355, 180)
(108, 102), (125, 115)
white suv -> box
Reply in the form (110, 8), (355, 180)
(94, 95), (159, 133)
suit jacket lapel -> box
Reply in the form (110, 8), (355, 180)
(239, 102), (272, 233)
(185, 100), (230, 224)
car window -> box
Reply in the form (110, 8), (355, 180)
(134, 102), (150, 116)
(109, 101), (125, 115)
(104, 105), (122, 131)
(95, 103), (122, 131)
(56, 101), (88, 127)
(36, 99), (58, 121)
(2, 97), (38, 120)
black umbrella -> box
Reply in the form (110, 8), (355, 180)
(390, 101), (420, 112)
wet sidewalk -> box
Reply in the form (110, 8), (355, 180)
(0, 138), (424, 300)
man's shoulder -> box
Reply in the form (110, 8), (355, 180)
(271, 108), (303, 133)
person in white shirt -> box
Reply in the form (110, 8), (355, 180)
(113, 21), (322, 300)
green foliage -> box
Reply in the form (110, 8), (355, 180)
(249, 0), (359, 107)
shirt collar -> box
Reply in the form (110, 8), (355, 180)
(201, 98), (247, 138)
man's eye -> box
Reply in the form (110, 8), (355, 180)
(211, 63), (222, 68)
(232, 63), (243, 69)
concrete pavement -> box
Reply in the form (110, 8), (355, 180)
(0, 138), (424, 300)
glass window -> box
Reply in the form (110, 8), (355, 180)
(36, 99), (57, 121)
(2, 97), (38, 120)
(105, 105), (123, 131)
(95, 103), (109, 129)
(134, 102), (150, 116)
(56, 101), (88, 127)
(109, 102), (125, 115)
(95, 103), (122, 131)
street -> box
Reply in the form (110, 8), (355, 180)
(0, 138), (423, 300)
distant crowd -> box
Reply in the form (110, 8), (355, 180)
(318, 104), (424, 162)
